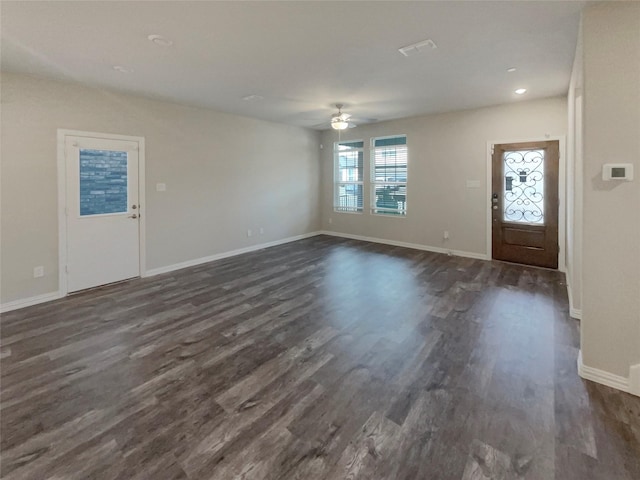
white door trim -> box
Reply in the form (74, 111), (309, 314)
(485, 135), (566, 272)
(57, 129), (146, 296)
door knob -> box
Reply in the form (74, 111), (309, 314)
(128, 214), (138, 219)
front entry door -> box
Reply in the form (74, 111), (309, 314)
(492, 140), (559, 269)
(65, 135), (141, 292)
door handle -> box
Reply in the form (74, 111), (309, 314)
(128, 214), (138, 219)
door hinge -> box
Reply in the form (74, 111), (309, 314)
(491, 145), (495, 155)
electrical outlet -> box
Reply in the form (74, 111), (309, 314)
(33, 266), (44, 278)
(328, 218), (333, 224)
(443, 231), (449, 240)
(156, 183), (166, 192)
(259, 227), (264, 235)
(247, 229), (252, 237)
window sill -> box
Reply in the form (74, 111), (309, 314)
(333, 209), (363, 215)
(371, 212), (407, 218)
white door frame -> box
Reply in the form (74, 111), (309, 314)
(57, 129), (146, 296)
(486, 135), (566, 272)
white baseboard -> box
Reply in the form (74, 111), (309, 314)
(145, 229), (489, 279)
(577, 350), (633, 394)
(144, 231), (322, 277)
(319, 230), (489, 261)
(0, 291), (63, 314)
(565, 281), (582, 320)
(1, 232), (323, 312)
(629, 364), (640, 397)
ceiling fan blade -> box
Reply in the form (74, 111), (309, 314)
(340, 113), (351, 121)
(351, 117), (377, 124)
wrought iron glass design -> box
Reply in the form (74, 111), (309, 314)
(503, 149), (544, 224)
(79, 149), (128, 216)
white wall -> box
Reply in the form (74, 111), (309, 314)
(1, 73), (321, 304)
(580, 2), (640, 382)
(320, 97), (568, 258)
(566, 19), (584, 319)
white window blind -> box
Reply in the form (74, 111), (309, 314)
(371, 135), (407, 215)
(334, 140), (364, 213)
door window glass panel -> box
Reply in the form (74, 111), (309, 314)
(503, 149), (544, 224)
(79, 149), (128, 216)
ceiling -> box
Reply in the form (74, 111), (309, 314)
(1, 1), (585, 130)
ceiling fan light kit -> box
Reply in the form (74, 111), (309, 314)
(331, 119), (349, 130)
(330, 103), (354, 130)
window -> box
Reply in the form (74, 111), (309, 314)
(371, 135), (407, 215)
(334, 140), (364, 213)
(79, 149), (128, 216)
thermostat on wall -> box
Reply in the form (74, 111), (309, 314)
(602, 163), (633, 181)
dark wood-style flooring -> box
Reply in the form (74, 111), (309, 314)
(1, 235), (639, 479)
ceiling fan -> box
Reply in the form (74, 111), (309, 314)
(302, 103), (376, 131)
(330, 104), (356, 130)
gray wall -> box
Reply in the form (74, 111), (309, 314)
(320, 97), (568, 257)
(1, 73), (321, 304)
(580, 2), (640, 379)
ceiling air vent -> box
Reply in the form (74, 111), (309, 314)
(398, 38), (437, 57)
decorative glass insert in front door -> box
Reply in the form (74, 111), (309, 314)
(79, 149), (128, 216)
(503, 149), (544, 224)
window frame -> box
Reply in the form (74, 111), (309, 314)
(370, 134), (408, 217)
(333, 140), (365, 214)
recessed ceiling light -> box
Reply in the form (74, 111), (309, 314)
(515, 88), (527, 95)
(113, 65), (133, 73)
(242, 94), (264, 101)
(507, 67), (517, 73)
(147, 34), (173, 47)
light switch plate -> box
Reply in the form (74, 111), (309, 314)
(156, 183), (167, 191)
(466, 180), (481, 188)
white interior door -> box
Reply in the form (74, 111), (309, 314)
(65, 135), (140, 292)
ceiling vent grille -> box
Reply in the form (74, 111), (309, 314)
(398, 39), (437, 57)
